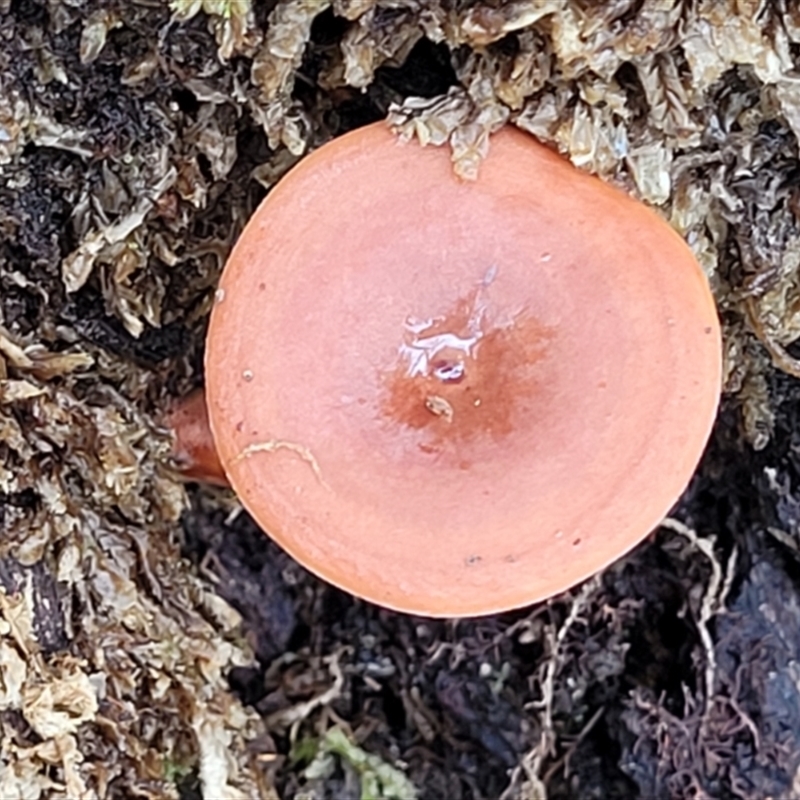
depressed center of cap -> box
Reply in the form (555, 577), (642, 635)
(381, 265), (552, 460)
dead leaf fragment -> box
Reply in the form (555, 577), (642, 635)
(0, 380), (46, 403)
(0, 641), (27, 710)
(457, 0), (562, 47)
(23, 666), (98, 739)
(79, 9), (122, 65)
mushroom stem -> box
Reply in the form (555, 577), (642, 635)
(165, 389), (229, 486)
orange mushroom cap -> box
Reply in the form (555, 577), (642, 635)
(204, 122), (721, 617)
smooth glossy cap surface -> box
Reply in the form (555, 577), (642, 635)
(206, 122), (721, 617)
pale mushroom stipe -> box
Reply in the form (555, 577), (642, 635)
(167, 121), (723, 618)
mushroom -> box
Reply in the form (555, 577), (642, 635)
(166, 388), (227, 487)
(168, 122), (721, 617)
